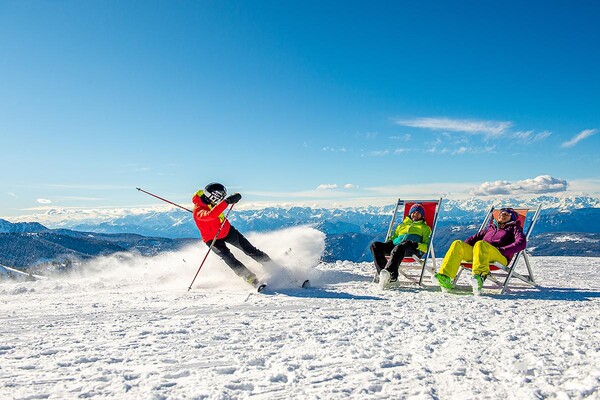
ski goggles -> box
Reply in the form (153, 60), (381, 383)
(498, 208), (516, 220)
(206, 189), (227, 204)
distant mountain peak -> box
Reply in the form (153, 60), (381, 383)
(0, 218), (48, 234)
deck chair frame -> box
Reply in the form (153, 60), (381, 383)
(453, 204), (542, 294)
(382, 198), (443, 286)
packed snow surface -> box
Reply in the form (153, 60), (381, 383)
(1, 227), (599, 399)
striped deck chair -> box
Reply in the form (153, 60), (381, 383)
(453, 204), (542, 294)
(378, 198), (443, 286)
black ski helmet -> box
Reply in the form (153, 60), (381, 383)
(204, 182), (227, 205)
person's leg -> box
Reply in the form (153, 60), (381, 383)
(438, 240), (474, 279)
(384, 243), (407, 280)
(210, 239), (256, 281)
(225, 226), (271, 263)
(370, 241), (394, 274)
(472, 241), (507, 276)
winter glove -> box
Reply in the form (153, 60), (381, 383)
(401, 240), (419, 250)
(225, 193), (242, 204)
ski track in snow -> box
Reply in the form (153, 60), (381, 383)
(0, 227), (599, 400)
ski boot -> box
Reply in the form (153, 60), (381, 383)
(434, 273), (453, 292)
(246, 275), (267, 293)
(378, 270), (391, 290)
(471, 274), (487, 296)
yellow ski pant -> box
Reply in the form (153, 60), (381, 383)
(438, 240), (508, 278)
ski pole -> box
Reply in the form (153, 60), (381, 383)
(136, 187), (193, 213)
(187, 204), (235, 291)
(136, 187), (235, 291)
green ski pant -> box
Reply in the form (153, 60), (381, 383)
(438, 240), (508, 278)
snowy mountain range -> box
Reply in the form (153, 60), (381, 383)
(1, 195), (599, 269)
(42, 194), (600, 238)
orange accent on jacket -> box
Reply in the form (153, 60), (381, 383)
(192, 192), (230, 242)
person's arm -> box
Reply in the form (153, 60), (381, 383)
(416, 225), (432, 253)
(465, 228), (486, 246)
(193, 200), (229, 221)
(498, 225), (527, 256)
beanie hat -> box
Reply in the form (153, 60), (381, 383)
(408, 203), (425, 219)
(500, 207), (518, 222)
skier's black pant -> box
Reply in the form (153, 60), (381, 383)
(209, 226), (271, 280)
(370, 240), (420, 279)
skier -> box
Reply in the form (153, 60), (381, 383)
(434, 207), (526, 294)
(370, 203), (432, 289)
(192, 182), (271, 291)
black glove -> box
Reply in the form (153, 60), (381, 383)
(402, 240), (419, 250)
(225, 193), (242, 204)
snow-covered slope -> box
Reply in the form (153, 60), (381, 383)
(0, 227), (598, 399)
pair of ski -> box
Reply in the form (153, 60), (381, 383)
(256, 278), (310, 293)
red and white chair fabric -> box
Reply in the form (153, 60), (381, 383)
(453, 204), (542, 294)
(381, 198), (443, 286)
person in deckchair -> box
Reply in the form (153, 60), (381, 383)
(192, 182), (271, 290)
(434, 207), (526, 293)
(370, 203), (432, 288)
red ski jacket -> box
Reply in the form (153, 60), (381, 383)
(192, 191), (231, 242)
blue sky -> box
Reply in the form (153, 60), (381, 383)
(1, 1), (599, 220)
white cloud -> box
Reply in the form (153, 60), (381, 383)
(397, 115), (553, 146)
(37, 198), (52, 204)
(568, 178), (600, 195)
(470, 175), (568, 196)
(317, 184), (338, 190)
(390, 134), (411, 141)
(561, 129), (598, 148)
(370, 148), (408, 156)
(427, 145), (495, 155)
(366, 182), (475, 199)
(7, 192), (18, 199)
(370, 150), (389, 156)
(26, 183), (132, 190)
(356, 132), (379, 139)
(344, 184), (358, 189)
(512, 130), (552, 143)
(322, 147), (347, 152)
(395, 117), (512, 137)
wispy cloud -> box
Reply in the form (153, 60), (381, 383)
(568, 178), (600, 195)
(344, 183), (358, 189)
(470, 175), (568, 196)
(322, 146), (348, 152)
(37, 198), (52, 204)
(7, 192), (18, 199)
(317, 184), (338, 190)
(22, 183), (133, 190)
(366, 182), (475, 199)
(396, 116), (552, 147)
(396, 117), (513, 137)
(370, 150), (390, 156)
(369, 148), (408, 156)
(512, 130), (552, 143)
(356, 132), (379, 140)
(389, 134), (411, 141)
(427, 145), (495, 155)
(561, 129), (598, 148)
(57, 196), (105, 202)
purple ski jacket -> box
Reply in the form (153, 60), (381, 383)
(464, 220), (526, 263)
